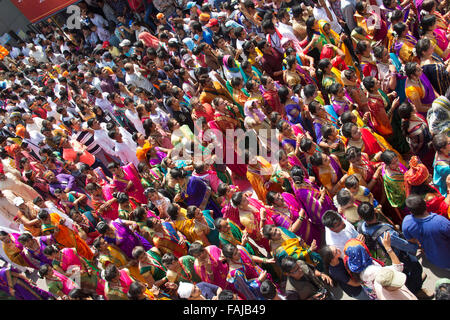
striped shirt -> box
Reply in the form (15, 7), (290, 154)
(72, 130), (101, 155)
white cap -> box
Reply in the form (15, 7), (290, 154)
(119, 39), (131, 47)
(13, 197), (24, 207)
(177, 282), (194, 299)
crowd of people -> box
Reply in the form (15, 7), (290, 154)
(0, 0), (449, 301)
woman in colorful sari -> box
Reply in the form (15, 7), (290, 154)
(53, 188), (92, 218)
(92, 236), (128, 270)
(420, 14), (450, 61)
(362, 76), (397, 137)
(340, 113), (407, 163)
(416, 38), (450, 96)
(17, 232), (53, 269)
(103, 264), (134, 300)
(215, 217), (259, 256)
(38, 209), (94, 261)
(398, 102), (433, 168)
(147, 217), (188, 258)
(391, 22), (417, 64)
(318, 58), (343, 100)
(380, 150), (408, 223)
(186, 206), (220, 247)
(341, 69), (369, 114)
(108, 162), (147, 205)
(345, 146), (384, 202)
(262, 224), (323, 271)
(132, 246), (167, 288)
(218, 184), (246, 229)
(186, 174), (222, 218)
(0, 231), (34, 268)
(222, 243), (273, 300)
(432, 134), (450, 197)
(354, 1), (388, 43)
(239, 60), (262, 85)
(265, 191), (322, 247)
(188, 242), (230, 290)
(404, 156), (450, 218)
(43, 245), (104, 296)
(38, 264), (78, 299)
(290, 165), (335, 228)
(96, 219), (152, 260)
(0, 265), (53, 300)
(309, 151), (345, 197)
(404, 62), (437, 114)
(356, 40), (379, 79)
(261, 75), (285, 117)
(269, 150), (297, 194)
(283, 55), (311, 88)
(231, 191), (273, 253)
(420, 0), (449, 30)
(245, 153), (275, 203)
(86, 182), (118, 221)
(308, 101), (338, 146)
(167, 203), (209, 246)
(229, 77), (249, 116)
(161, 252), (201, 284)
(321, 124), (349, 171)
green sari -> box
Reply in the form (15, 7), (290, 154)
(381, 163), (407, 208)
(140, 250), (167, 281)
(218, 219), (255, 255)
(166, 255), (201, 284)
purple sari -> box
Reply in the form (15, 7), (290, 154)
(292, 179), (335, 228)
(186, 176), (222, 218)
(0, 266), (54, 300)
(108, 219), (152, 259)
(419, 72), (437, 105)
(271, 193), (322, 247)
(25, 236), (53, 269)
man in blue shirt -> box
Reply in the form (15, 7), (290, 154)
(357, 202), (434, 298)
(190, 21), (213, 47)
(402, 195), (450, 270)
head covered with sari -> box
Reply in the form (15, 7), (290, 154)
(223, 55), (239, 73)
(343, 238), (377, 273)
(404, 156), (430, 195)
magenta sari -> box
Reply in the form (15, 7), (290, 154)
(194, 245), (230, 290)
(271, 192), (323, 247)
(52, 270), (78, 295)
(292, 179), (335, 228)
(434, 28), (450, 60)
(111, 163), (147, 204)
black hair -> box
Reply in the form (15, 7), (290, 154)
(336, 188), (352, 206)
(319, 245), (334, 268)
(222, 243), (237, 259)
(262, 224), (275, 239)
(404, 62), (418, 78)
(420, 15), (436, 36)
(357, 202), (376, 222)
(309, 152), (323, 166)
(322, 210), (342, 229)
(308, 100), (321, 115)
(104, 264), (119, 281)
(362, 76), (376, 92)
(321, 123), (335, 140)
(299, 137), (313, 152)
(260, 279), (277, 299)
(280, 256), (298, 273)
(345, 174), (360, 189)
(217, 183), (229, 197)
(415, 38), (432, 59)
(218, 290), (235, 300)
(303, 84), (316, 99)
(38, 264), (51, 278)
(432, 133), (448, 152)
(188, 241), (204, 256)
(398, 102), (413, 137)
(405, 194), (427, 216)
(231, 192), (244, 207)
(435, 283), (450, 300)
(161, 252), (177, 266)
(167, 204), (179, 220)
(341, 122), (356, 139)
(131, 246), (145, 260)
(380, 150), (397, 165)
(96, 221), (109, 234)
(128, 281), (145, 300)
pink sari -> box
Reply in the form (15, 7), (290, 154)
(111, 163), (147, 204)
(434, 28), (450, 60)
(193, 245), (230, 290)
(52, 270), (78, 295)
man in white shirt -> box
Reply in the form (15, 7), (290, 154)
(89, 118), (121, 164)
(87, 11), (109, 29)
(313, 0), (343, 34)
(323, 210), (359, 257)
(27, 44), (49, 64)
(124, 63), (153, 92)
(108, 130), (139, 167)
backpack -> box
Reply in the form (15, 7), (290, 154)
(357, 223), (392, 265)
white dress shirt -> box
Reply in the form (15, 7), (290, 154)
(114, 141), (139, 167)
(325, 218), (359, 257)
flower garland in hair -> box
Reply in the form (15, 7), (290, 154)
(391, 30), (398, 38)
(387, 11), (393, 22)
(412, 47), (417, 56)
(420, 10), (429, 17)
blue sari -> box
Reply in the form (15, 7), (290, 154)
(186, 176), (222, 218)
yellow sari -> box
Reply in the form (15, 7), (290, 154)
(351, 110), (407, 166)
(246, 156), (273, 203)
(49, 213), (94, 260)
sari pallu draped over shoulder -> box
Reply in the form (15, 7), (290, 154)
(0, 266), (54, 300)
(270, 227), (323, 271)
(292, 179), (335, 228)
(194, 245), (230, 290)
(153, 221), (188, 258)
(112, 163), (147, 204)
(109, 218), (152, 259)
